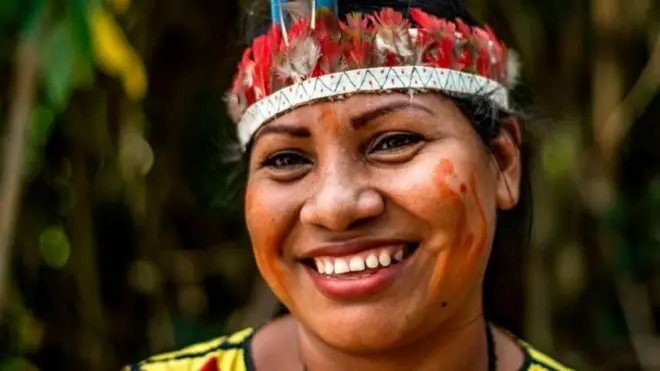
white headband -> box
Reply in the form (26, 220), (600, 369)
(238, 66), (509, 146)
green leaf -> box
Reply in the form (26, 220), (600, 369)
(39, 226), (71, 269)
(43, 20), (75, 109)
(27, 104), (55, 146)
(41, 2), (95, 105)
(67, 0), (92, 56)
(541, 135), (572, 178)
(67, 0), (95, 86)
(24, 104), (55, 177)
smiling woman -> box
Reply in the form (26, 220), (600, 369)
(247, 91), (512, 345)
(126, 1), (572, 370)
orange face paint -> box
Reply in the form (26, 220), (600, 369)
(460, 183), (468, 194)
(428, 160), (490, 300)
(462, 233), (475, 250)
(439, 159), (454, 175)
(245, 186), (294, 309)
(448, 173), (489, 297)
(320, 105), (340, 136)
(429, 160), (467, 296)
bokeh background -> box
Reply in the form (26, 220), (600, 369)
(0, 0), (658, 370)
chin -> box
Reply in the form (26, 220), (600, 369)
(314, 316), (407, 352)
(297, 300), (440, 353)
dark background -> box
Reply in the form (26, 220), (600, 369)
(0, 0), (659, 369)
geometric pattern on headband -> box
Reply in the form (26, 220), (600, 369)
(238, 66), (508, 146)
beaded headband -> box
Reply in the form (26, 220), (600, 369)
(228, 0), (520, 147)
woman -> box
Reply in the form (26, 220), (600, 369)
(128, 0), (572, 370)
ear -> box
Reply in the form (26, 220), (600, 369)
(491, 117), (522, 210)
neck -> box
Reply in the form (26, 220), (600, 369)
(297, 305), (490, 371)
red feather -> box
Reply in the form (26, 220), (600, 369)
(289, 17), (312, 40)
(339, 12), (371, 36)
(473, 28), (492, 77)
(410, 8), (442, 34)
(411, 9), (457, 69)
(371, 7), (410, 30)
(454, 19), (473, 72)
(228, 7), (512, 122)
(344, 37), (372, 68)
(252, 34), (273, 99)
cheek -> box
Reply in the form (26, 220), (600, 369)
(392, 159), (466, 250)
(437, 173), (488, 282)
(392, 158), (490, 298)
(427, 161), (471, 293)
(435, 175), (490, 299)
(245, 185), (294, 306)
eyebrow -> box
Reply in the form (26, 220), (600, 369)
(250, 101), (433, 146)
(350, 101), (434, 129)
(251, 124), (311, 146)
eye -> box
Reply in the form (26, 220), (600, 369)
(261, 150), (312, 171)
(368, 132), (424, 154)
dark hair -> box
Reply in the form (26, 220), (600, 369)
(241, 0), (532, 335)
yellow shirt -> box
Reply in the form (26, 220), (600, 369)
(126, 327), (572, 371)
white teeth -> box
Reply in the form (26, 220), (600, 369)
(365, 254), (379, 269)
(349, 256), (366, 272)
(394, 249), (404, 262)
(324, 261), (334, 275)
(315, 259), (324, 273)
(378, 251), (392, 267)
(334, 258), (349, 274)
(315, 247), (411, 276)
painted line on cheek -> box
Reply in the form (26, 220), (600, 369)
(428, 161), (468, 297)
(426, 170), (491, 299)
(448, 175), (489, 296)
(451, 174), (490, 299)
(256, 247), (295, 310)
(450, 232), (476, 295)
(247, 190), (296, 311)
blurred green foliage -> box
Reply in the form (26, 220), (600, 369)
(0, 0), (658, 370)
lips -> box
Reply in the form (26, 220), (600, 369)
(299, 240), (420, 300)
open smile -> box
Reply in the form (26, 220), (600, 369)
(300, 242), (421, 300)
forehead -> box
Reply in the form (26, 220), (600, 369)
(268, 93), (448, 126)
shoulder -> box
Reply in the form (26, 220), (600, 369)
(124, 328), (256, 371)
(517, 338), (574, 371)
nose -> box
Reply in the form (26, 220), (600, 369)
(300, 167), (385, 231)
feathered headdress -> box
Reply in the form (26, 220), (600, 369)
(229, 0), (520, 147)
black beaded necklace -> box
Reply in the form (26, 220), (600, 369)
(302, 323), (497, 371)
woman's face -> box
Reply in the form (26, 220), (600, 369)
(245, 93), (521, 351)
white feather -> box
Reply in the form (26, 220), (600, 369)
(282, 0), (311, 20)
(507, 49), (522, 87)
(374, 29), (414, 60)
(276, 38), (321, 82)
(277, 0), (289, 46)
